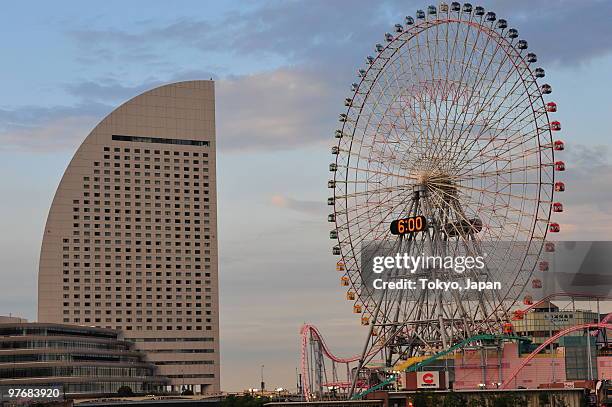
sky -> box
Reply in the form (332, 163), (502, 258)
(1, 0), (612, 392)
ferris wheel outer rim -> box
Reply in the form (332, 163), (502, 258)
(329, 9), (561, 325)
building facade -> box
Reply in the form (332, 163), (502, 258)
(38, 81), (220, 393)
(513, 301), (599, 344)
(0, 320), (167, 396)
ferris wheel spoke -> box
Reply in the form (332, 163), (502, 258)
(453, 162), (543, 181)
(456, 111), (549, 174)
(430, 179), (546, 204)
(437, 23), (492, 161)
(449, 51), (540, 166)
(442, 19), (509, 162)
(447, 42), (529, 163)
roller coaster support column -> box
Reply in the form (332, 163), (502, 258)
(348, 292), (384, 398)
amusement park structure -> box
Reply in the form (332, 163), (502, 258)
(298, 1), (609, 402)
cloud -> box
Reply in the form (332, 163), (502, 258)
(270, 194), (327, 216)
(216, 68), (341, 151)
(64, 0), (612, 69)
(0, 103), (109, 152)
(63, 69), (216, 103)
(64, 1), (395, 66)
(0, 65), (339, 153)
(485, 0), (612, 66)
(67, 18), (218, 65)
(63, 79), (161, 103)
(561, 143), (612, 217)
(5, 0), (610, 154)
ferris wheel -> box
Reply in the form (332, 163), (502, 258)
(328, 2), (566, 372)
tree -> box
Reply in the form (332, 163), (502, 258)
(221, 394), (270, 407)
(412, 392), (429, 407)
(467, 395), (487, 407)
(117, 386), (134, 397)
(492, 394), (524, 407)
(443, 392), (467, 407)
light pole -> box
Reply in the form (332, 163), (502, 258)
(261, 365), (265, 392)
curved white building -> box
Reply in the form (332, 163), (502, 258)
(38, 80), (220, 394)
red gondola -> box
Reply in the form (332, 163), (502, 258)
(554, 182), (565, 192)
(550, 121), (561, 131)
(549, 223), (560, 233)
(539, 261), (549, 271)
(524, 295), (534, 305)
(532, 279), (542, 289)
(545, 242), (555, 252)
(553, 202), (563, 212)
(546, 102), (557, 112)
(553, 140), (565, 151)
(554, 161), (565, 171)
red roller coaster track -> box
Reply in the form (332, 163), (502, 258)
(301, 296), (611, 398)
(300, 324), (376, 400)
(501, 322), (612, 389)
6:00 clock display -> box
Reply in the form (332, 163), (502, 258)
(390, 215), (427, 235)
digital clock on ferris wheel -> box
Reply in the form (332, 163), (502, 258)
(390, 215), (427, 235)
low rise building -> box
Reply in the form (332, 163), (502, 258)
(0, 318), (167, 397)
